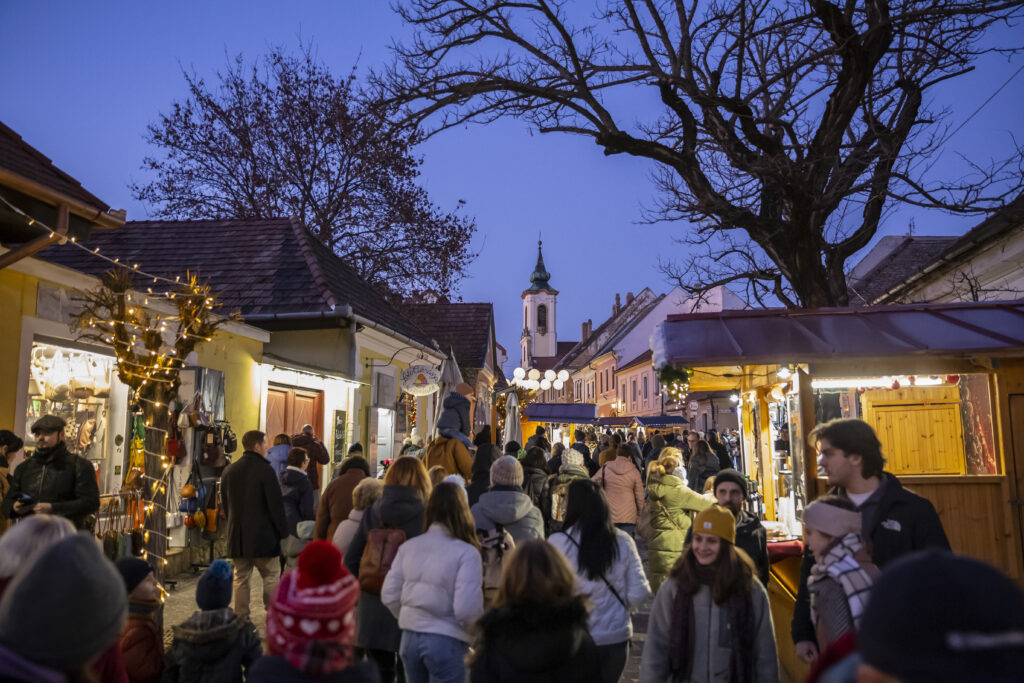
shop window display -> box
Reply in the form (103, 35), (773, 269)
(26, 341), (126, 493)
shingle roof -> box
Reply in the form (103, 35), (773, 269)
(617, 349), (653, 373)
(532, 341), (578, 371)
(0, 121), (109, 210)
(848, 236), (956, 304)
(36, 217), (435, 347)
(401, 303), (494, 370)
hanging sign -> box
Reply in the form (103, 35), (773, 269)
(400, 365), (442, 396)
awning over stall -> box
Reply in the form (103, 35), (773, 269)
(597, 416), (633, 427)
(523, 402), (597, 423)
(633, 416), (690, 427)
(656, 300), (1024, 367)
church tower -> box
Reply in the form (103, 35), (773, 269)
(521, 240), (558, 367)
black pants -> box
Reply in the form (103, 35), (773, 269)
(357, 647), (406, 683)
(594, 641), (629, 683)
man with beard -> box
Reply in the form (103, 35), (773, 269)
(0, 415), (99, 530)
(684, 468), (769, 585)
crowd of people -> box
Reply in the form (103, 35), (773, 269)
(1, 400), (1024, 682)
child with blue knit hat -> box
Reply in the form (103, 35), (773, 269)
(164, 559), (262, 683)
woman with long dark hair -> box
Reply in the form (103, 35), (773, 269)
(344, 456), (432, 683)
(382, 482), (484, 683)
(639, 505), (778, 683)
(549, 480), (651, 683)
(468, 540), (600, 682)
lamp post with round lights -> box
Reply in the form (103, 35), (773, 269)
(512, 366), (570, 397)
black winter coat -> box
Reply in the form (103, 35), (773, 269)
(469, 598), (600, 683)
(163, 608), (261, 683)
(247, 657), (380, 683)
(279, 468), (315, 536)
(791, 472), (950, 643)
(343, 485), (426, 651)
(220, 452), (288, 558)
(0, 442), (99, 529)
(467, 444), (497, 507)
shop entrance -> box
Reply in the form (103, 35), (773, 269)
(266, 384), (324, 441)
(376, 408), (396, 463)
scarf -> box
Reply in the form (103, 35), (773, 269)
(809, 532), (874, 628)
(669, 568), (754, 682)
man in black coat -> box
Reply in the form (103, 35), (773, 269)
(220, 430), (288, 619)
(0, 415), (99, 530)
(792, 418), (950, 664)
(291, 424), (330, 504)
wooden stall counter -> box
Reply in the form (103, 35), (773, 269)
(767, 541), (809, 683)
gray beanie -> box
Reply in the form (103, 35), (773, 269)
(0, 532), (127, 670)
(490, 455), (524, 487)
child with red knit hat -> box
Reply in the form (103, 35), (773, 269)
(247, 541), (380, 682)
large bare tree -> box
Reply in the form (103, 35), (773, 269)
(134, 48), (476, 298)
(378, 0), (1024, 307)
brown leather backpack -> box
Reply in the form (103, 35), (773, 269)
(358, 525), (406, 594)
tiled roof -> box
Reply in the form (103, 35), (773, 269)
(617, 349), (653, 373)
(36, 217), (435, 348)
(532, 341), (578, 371)
(0, 121), (109, 210)
(401, 302), (494, 370)
(848, 236), (956, 304)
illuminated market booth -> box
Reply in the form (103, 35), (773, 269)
(521, 402), (598, 448)
(653, 300), (1024, 680)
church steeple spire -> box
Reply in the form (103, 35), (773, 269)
(527, 240), (553, 291)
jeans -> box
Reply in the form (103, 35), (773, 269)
(614, 523), (636, 538)
(232, 556), (280, 619)
(594, 641), (629, 683)
(399, 630), (468, 683)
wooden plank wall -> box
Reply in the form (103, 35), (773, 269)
(901, 475), (1020, 579)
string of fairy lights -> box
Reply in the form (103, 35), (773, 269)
(0, 195), (223, 568)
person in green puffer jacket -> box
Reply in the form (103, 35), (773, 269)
(645, 448), (713, 592)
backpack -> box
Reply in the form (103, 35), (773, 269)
(358, 525), (407, 594)
(477, 524), (515, 607)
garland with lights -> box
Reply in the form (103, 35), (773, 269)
(71, 267), (237, 576)
(657, 365), (692, 404)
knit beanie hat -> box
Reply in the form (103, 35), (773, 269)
(196, 559), (233, 610)
(0, 532), (127, 670)
(115, 557), (154, 594)
(692, 505), (736, 544)
(267, 541), (360, 676)
(490, 455), (524, 487)
(803, 499), (862, 538)
(562, 448), (585, 470)
(859, 550), (1024, 682)
(651, 434), (665, 451)
(713, 469), (748, 499)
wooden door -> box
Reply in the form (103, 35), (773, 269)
(1011, 394), (1024, 565)
(266, 384), (324, 439)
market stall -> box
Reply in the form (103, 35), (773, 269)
(522, 402), (598, 448)
(654, 300), (1024, 681)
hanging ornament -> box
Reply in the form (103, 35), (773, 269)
(945, 374), (960, 385)
(890, 379), (901, 390)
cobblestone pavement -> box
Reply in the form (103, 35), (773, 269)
(161, 569), (269, 648)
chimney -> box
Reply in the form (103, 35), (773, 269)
(626, 292), (635, 306)
(581, 319), (592, 340)
(613, 293), (621, 315)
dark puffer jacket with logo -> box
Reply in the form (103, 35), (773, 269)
(0, 442), (99, 529)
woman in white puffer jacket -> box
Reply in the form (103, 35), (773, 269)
(549, 479), (652, 683)
(382, 482), (484, 683)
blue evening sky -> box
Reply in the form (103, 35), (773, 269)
(2, 2), (1021, 374)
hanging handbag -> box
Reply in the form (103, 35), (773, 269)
(201, 427), (225, 468)
(221, 424), (237, 454)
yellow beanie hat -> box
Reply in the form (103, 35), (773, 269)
(693, 505), (736, 545)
